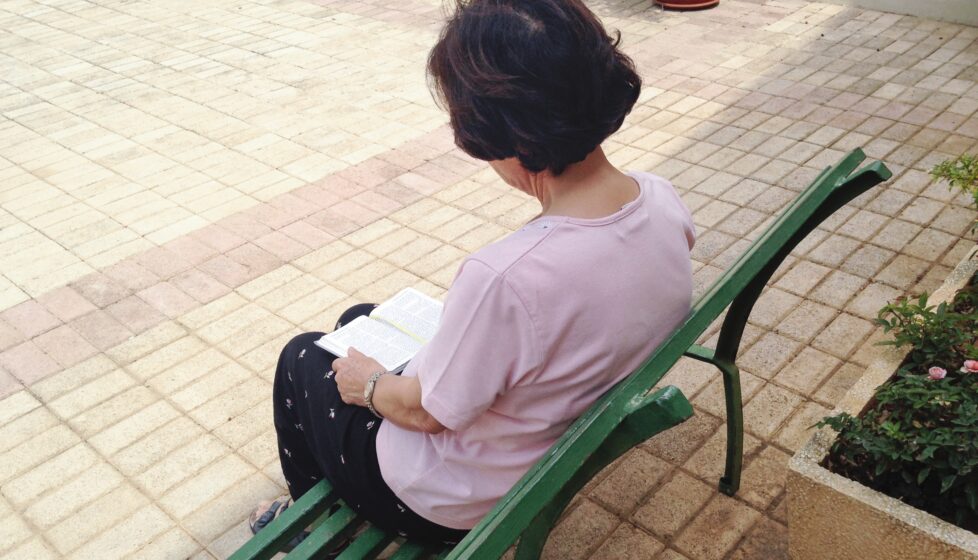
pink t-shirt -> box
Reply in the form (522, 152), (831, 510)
(376, 171), (695, 529)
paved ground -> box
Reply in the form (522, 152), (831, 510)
(1, 0), (977, 558)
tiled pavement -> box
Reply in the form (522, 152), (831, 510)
(1, 0), (977, 558)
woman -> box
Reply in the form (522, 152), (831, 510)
(250, 0), (695, 548)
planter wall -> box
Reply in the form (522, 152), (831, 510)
(787, 244), (978, 560)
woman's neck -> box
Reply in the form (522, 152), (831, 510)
(530, 147), (639, 220)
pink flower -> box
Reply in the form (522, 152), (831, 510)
(928, 367), (947, 380)
(960, 360), (978, 374)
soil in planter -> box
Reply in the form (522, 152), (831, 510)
(821, 271), (978, 532)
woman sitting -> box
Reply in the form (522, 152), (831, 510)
(250, 0), (695, 548)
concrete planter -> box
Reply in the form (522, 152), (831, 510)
(787, 243), (978, 560)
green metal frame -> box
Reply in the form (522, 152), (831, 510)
(232, 149), (892, 560)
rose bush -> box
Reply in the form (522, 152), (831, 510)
(818, 273), (978, 530)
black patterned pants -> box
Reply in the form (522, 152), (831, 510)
(273, 304), (469, 544)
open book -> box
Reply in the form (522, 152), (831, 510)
(315, 288), (443, 372)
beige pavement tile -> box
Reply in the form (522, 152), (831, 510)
(106, 321), (188, 366)
(631, 471), (713, 541)
(29, 355), (115, 403)
(0, 405), (59, 455)
(590, 523), (664, 560)
(147, 348), (229, 399)
(213, 399), (273, 450)
(738, 446), (790, 511)
(179, 293), (248, 332)
(66, 503), (172, 560)
(543, 499), (619, 560)
(188, 377), (270, 431)
(126, 527), (199, 560)
(774, 400), (833, 452)
(253, 274), (325, 312)
(591, 449), (672, 517)
(24, 460), (123, 530)
(674, 495), (761, 560)
(182, 471), (279, 544)
(89, 400), (181, 456)
(0, 536), (57, 560)
(744, 383), (805, 439)
(0, 511), (31, 553)
(738, 332), (803, 380)
(727, 517), (788, 560)
(67, 385), (158, 438)
(238, 429), (280, 471)
(136, 433), (230, 498)
(110, 415), (203, 476)
(810, 269), (867, 308)
(159, 454), (253, 520)
(775, 347), (842, 394)
(657, 550), (691, 560)
(774, 300), (838, 342)
(2, 443), (98, 510)
(0, 424), (80, 484)
(691, 370), (764, 419)
(844, 281), (904, 319)
(773, 260), (832, 296)
(171, 361), (251, 413)
(684, 425), (762, 484)
(48, 368), (134, 420)
(811, 312), (875, 359)
(643, 412), (721, 467)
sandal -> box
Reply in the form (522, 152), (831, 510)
(249, 498), (309, 551)
(248, 497), (351, 557)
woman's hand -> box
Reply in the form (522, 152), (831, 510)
(333, 347), (386, 407)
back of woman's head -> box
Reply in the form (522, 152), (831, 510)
(428, 0), (641, 176)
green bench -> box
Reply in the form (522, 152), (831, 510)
(231, 149), (892, 560)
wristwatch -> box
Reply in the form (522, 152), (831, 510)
(363, 370), (386, 419)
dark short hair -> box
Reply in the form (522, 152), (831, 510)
(427, 0), (641, 176)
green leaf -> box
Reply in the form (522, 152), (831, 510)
(966, 483), (978, 512)
(940, 474), (957, 494)
(916, 467), (930, 485)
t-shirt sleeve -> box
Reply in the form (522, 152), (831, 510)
(408, 259), (540, 432)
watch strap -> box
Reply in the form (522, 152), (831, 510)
(364, 370), (386, 419)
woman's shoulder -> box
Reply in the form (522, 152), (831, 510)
(462, 222), (556, 279)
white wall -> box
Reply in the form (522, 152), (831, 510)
(821, 0), (978, 26)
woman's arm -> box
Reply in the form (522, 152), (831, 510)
(372, 374), (446, 434)
(333, 348), (446, 434)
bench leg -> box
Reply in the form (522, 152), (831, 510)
(717, 361), (743, 496)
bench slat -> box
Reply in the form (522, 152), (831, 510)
(335, 526), (396, 559)
(229, 481), (338, 560)
(389, 541), (436, 559)
(287, 504), (359, 559)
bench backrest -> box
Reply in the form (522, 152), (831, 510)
(445, 148), (892, 559)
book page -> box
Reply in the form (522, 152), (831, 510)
(371, 288), (443, 343)
(315, 316), (422, 372)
